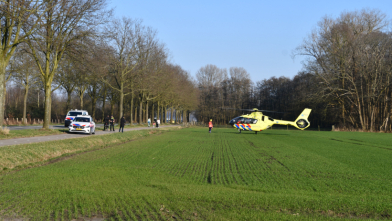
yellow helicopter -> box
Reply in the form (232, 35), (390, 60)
(228, 108), (312, 134)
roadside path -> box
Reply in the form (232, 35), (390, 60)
(7, 124), (104, 130)
(0, 125), (177, 147)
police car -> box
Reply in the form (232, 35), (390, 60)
(68, 115), (96, 134)
(64, 109), (89, 127)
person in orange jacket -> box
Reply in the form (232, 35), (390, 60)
(209, 119), (213, 133)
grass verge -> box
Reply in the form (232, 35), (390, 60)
(0, 128), (67, 140)
(0, 127), (178, 173)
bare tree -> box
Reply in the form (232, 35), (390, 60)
(0, 0), (50, 127)
(102, 17), (142, 123)
(10, 50), (39, 123)
(293, 9), (392, 131)
(25, 0), (110, 129)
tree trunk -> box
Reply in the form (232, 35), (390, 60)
(139, 100), (143, 125)
(130, 91), (133, 124)
(0, 64), (4, 126)
(146, 100), (149, 122)
(152, 103), (155, 120)
(157, 101), (159, 121)
(80, 93), (84, 110)
(43, 83), (52, 129)
(111, 102), (114, 116)
(119, 88), (124, 123)
(134, 106), (137, 123)
(171, 107), (174, 123)
(164, 105), (167, 123)
(23, 86), (29, 124)
(102, 89), (107, 122)
(91, 98), (97, 120)
(66, 90), (72, 112)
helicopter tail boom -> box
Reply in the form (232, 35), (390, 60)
(273, 108), (312, 130)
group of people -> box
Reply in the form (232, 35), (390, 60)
(104, 115), (126, 132)
(147, 118), (160, 128)
(103, 115), (161, 133)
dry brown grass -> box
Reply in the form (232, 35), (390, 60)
(0, 127), (10, 135)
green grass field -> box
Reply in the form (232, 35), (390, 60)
(0, 127), (391, 220)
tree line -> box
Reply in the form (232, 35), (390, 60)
(196, 9), (392, 132)
(1, 0), (197, 129)
(3, 5), (391, 132)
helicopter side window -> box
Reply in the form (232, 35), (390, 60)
(262, 116), (265, 121)
(244, 118), (258, 124)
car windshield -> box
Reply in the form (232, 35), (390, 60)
(73, 117), (90, 122)
(67, 112), (82, 116)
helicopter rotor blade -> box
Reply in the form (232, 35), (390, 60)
(221, 107), (286, 113)
(257, 110), (286, 114)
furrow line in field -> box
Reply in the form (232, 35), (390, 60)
(220, 138), (230, 185)
(242, 138), (273, 184)
(225, 141), (239, 185)
(141, 196), (162, 221)
(197, 142), (210, 183)
(123, 196), (140, 221)
(173, 153), (188, 178)
(242, 146), (269, 185)
(180, 154), (194, 178)
(213, 145), (222, 185)
(129, 196), (148, 220)
(153, 140), (179, 173)
(190, 150), (203, 183)
(227, 144), (247, 185)
(234, 142), (255, 184)
(243, 145), (267, 185)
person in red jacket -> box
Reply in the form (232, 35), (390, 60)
(209, 119), (213, 133)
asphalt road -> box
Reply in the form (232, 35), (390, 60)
(0, 125), (177, 147)
(7, 124), (105, 130)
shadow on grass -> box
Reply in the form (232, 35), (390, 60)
(218, 131), (290, 136)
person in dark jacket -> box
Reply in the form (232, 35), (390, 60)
(119, 116), (126, 133)
(104, 115), (110, 131)
(110, 115), (115, 131)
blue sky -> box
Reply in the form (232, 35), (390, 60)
(108, 0), (392, 83)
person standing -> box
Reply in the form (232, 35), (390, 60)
(104, 115), (110, 131)
(148, 118), (151, 127)
(119, 116), (125, 133)
(209, 119), (213, 133)
(110, 115), (115, 131)
(157, 118), (160, 128)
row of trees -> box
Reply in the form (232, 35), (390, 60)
(196, 9), (392, 132)
(1, 0), (197, 129)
